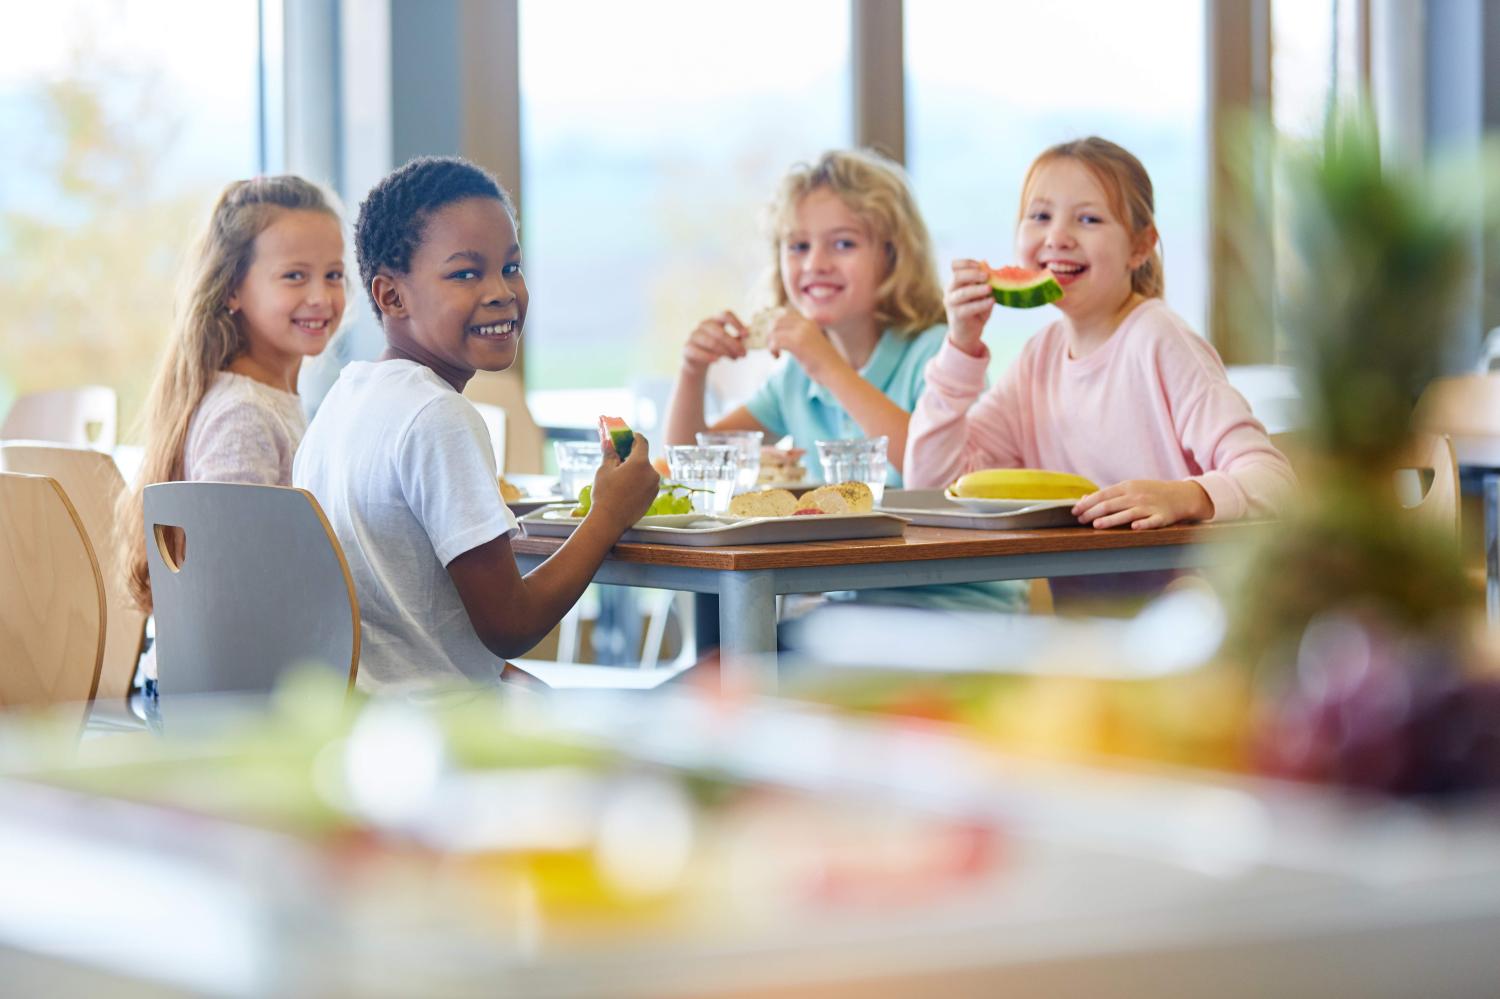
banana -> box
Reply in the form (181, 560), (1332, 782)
(950, 468), (1098, 500)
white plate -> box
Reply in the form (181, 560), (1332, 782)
(941, 493), (1079, 513)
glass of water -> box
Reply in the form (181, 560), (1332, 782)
(665, 444), (738, 514)
(554, 440), (604, 502)
(815, 435), (889, 506)
(696, 430), (763, 492)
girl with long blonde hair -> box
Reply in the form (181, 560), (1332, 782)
(119, 175), (346, 612)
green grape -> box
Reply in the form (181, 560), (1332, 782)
(571, 484), (592, 517)
(644, 487), (695, 516)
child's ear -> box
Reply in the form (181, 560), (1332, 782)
(1130, 225), (1159, 269)
(371, 272), (406, 319)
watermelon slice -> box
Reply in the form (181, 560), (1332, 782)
(599, 415), (634, 460)
(986, 264), (1063, 309)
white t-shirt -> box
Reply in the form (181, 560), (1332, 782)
(292, 360), (518, 693)
(184, 371), (307, 484)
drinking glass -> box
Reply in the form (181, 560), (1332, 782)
(554, 440), (604, 501)
(665, 444), (738, 514)
(815, 436), (889, 506)
(696, 430), (763, 492)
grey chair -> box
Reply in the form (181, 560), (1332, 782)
(143, 482), (359, 698)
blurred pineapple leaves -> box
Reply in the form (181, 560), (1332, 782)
(1226, 106), (1500, 667)
(1280, 109), (1476, 467)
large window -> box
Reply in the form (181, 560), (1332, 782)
(517, 0), (850, 393)
(0, 1), (262, 433)
(906, 0), (1207, 371)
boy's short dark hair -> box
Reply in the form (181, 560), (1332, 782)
(354, 156), (514, 318)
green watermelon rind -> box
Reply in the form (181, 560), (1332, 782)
(988, 270), (1064, 310)
(600, 416), (634, 460)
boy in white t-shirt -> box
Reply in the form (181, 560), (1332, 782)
(294, 157), (658, 692)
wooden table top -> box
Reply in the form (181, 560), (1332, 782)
(511, 521), (1266, 572)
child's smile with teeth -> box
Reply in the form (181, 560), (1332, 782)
(470, 320), (516, 338)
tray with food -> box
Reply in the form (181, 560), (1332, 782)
(519, 482), (907, 546)
(498, 474), (566, 515)
(876, 468), (1096, 529)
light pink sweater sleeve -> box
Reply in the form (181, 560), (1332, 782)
(905, 304), (1296, 521)
(1152, 331), (1298, 521)
(904, 337), (1027, 488)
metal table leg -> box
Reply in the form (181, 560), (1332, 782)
(1487, 473), (1499, 626)
(718, 571), (778, 693)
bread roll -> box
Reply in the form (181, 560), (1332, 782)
(792, 481), (874, 515)
(728, 488), (798, 518)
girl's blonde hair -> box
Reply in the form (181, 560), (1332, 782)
(118, 175), (344, 611)
(1019, 137), (1165, 299)
(763, 149), (945, 336)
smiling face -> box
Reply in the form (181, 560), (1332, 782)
(1015, 157), (1150, 323)
(227, 209), (346, 362)
(374, 197), (527, 390)
(778, 187), (886, 338)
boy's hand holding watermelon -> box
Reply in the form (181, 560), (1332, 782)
(587, 416), (659, 532)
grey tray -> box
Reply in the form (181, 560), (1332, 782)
(519, 504), (907, 546)
(876, 488), (1081, 529)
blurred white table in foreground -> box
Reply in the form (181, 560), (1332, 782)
(2, 691), (1500, 997)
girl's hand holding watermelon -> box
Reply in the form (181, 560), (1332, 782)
(943, 258), (997, 356)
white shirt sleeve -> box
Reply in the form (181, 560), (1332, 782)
(395, 393), (519, 566)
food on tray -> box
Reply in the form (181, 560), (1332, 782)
(599, 415), (635, 461)
(950, 468), (1097, 501)
(571, 483), (696, 519)
(652, 455), (672, 478)
(758, 445), (807, 484)
(498, 476), (524, 503)
(985, 263), (1064, 309)
(729, 488), (798, 518)
(793, 481), (874, 516)
(743, 307), (785, 349)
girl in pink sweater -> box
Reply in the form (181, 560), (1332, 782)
(906, 137), (1294, 530)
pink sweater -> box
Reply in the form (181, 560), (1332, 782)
(905, 299), (1295, 521)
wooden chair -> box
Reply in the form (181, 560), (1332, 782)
(0, 444), (148, 702)
(1394, 431), (1461, 537)
(464, 371), (544, 474)
(1414, 374), (1500, 466)
(470, 400), (509, 474)
(143, 482), (359, 698)
(0, 472), (106, 729)
(1, 386), (118, 451)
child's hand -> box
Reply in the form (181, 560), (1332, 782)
(1072, 479), (1214, 530)
(682, 311), (749, 375)
(945, 259), (994, 356)
(766, 311), (846, 382)
(587, 432), (661, 533)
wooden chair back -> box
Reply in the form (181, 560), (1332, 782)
(0, 473), (106, 726)
(470, 400), (509, 474)
(143, 482), (359, 698)
(1414, 374), (1500, 463)
(1393, 431), (1460, 537)
(465, 371), (544, 473)
(0, 444), (147, 701)
(1, 386), (118, 451)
